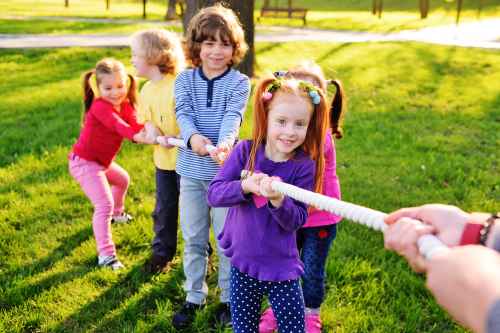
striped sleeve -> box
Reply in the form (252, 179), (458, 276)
(218, 74), (250, 146)
(175, 71), (198, 147)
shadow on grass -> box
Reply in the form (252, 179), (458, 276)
(0, 226), (94, 309)
(50, 261), (185, 332)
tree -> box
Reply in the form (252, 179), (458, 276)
(372, 0), (383, 19)
(65, 0), (69, 7)
(182, 0), (255, 77)
(166, 0), (178, 20)
(419, 0), (429, 19)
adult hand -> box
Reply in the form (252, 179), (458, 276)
(384, 217), (435, 273)
(189, 134), (212, 156)
(426, 245), (500, 333)
(385, 204), (471, 246)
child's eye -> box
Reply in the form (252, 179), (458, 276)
(295, 121), (306, 127)
(276, 119), (286, 126)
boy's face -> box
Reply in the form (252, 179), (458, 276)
(199, 31), (233, 76)
(131, 45), (153, 78)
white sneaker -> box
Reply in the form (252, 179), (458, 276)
(111, 212), (133, 224)
(98, 255), (124, 270)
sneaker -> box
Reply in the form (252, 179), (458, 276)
(172, 301), (204, 329)
(144, 254), (170, 274)
(259, 307), (277, 333)
(214, 302), (232, 327)
(305, 313), (322, 333)
(98, 255), (124, 270)
(111, 212), (133, 224)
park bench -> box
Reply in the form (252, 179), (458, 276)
(258, 0), (308, 26)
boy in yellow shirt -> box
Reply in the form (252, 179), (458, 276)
(131, 29), (185, 273)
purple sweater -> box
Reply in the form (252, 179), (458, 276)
(207, 140), (315, 282)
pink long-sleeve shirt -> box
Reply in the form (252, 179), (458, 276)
(303, 131), (342, 227)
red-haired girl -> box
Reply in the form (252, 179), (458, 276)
(207, 76), (330, 333)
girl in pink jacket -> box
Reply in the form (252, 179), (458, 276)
(259, 63), (346, 333)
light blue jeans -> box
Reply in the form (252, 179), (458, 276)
(179, 176), (230, 304)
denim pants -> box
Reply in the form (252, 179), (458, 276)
(179, 176), (230, 304)
(230, 266), (305, 333)
(296, 224), (337, 309)
(151, 168), (179, 261)
(68, 153), (129, 256)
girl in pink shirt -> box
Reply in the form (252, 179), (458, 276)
(69, 58), (153, 270)
(259, 63), (346, 333)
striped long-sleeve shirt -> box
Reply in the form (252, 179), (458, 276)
(175, 67), (250, 180)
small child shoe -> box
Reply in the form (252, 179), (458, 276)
(305, 312), (322, 333)
(259, 307), (277, 333)
(111, 212), (133, 224)
(98, 255), (124, 270)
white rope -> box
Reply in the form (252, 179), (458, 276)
(156, 137), (217, 153)
(240, 170), (448, 259)
(269, 180), (448, 259)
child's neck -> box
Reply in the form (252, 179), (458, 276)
(264, 144), (293, 163)
(201, 65), (229, 80)
(147, 67), (164, 82)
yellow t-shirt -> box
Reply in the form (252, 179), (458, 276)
(137, 74), (179, 170)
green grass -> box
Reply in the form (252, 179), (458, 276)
(1, 0), (499, 33)
(0, 18), (180, 35)
(1, 42), (499, 332)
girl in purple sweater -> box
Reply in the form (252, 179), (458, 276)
(259, 63), (347, 333)
(207, 76), (330, 333)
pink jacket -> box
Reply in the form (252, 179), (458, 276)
(303, 131), (342, 227)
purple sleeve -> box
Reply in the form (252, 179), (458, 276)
(268, 159), (315, 232)
(207, 141), (251, 207)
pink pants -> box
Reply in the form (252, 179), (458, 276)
(68, 153), (130, 256)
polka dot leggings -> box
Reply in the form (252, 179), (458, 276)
(230, 266), (305, 333)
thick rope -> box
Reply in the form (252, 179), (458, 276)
(161, 137), (448, 259)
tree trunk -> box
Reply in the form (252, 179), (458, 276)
(419, 0), (429, 19)
(65, 0), (69, 7)
(143, 0), (147, 19)
(166, 0), (178, 20)
(182, 0), (217, 32)
(227, 0), (255, 77)
(456, 0), (463, 25)
(372, 0), (383, 18)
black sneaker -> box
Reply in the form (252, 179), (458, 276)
(214, 302), (232, 328)
(144, 254), (170, 274)
(172, 301), (203, 329)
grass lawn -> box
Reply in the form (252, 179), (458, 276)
(0, 42), (499, 332)
(0, 18), (181, 35)
(1, 0), (499, 33)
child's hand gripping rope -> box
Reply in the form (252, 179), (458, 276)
(156, 136), (228, 163)
(241, 170), (448, 260)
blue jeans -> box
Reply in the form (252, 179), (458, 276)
(230, 266), (305, 333)
(297, 224), (337, 309)
(179, 176), (230, 304)
(151, 168), (179, 260)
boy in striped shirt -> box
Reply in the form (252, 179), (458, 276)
(172, 4), (250, 329)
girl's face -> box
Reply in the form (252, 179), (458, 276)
(199, 31), (233, 77)
(131, 45), (153, 78)
(98, 72), (128, 109)
(265, 93), (312, 162)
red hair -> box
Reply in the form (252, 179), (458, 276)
(248, 77), (329, 193)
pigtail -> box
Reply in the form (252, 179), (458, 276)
(127, 74), (138, 107)
(305, 92), (327, 193)
(247, 77), (276, 175)
(329, 79), (346, 139)
(82, 70), (95, 114)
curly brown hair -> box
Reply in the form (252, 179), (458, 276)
(184, 4), (248, 67)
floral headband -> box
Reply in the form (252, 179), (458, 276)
(262, 76), (321, 105)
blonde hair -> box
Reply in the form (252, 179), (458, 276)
(185, 4), (248, 67)
(131, 29), (185, 75)
(82, 58), (137, 113)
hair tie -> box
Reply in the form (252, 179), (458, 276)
(262, 91), (273, 101)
